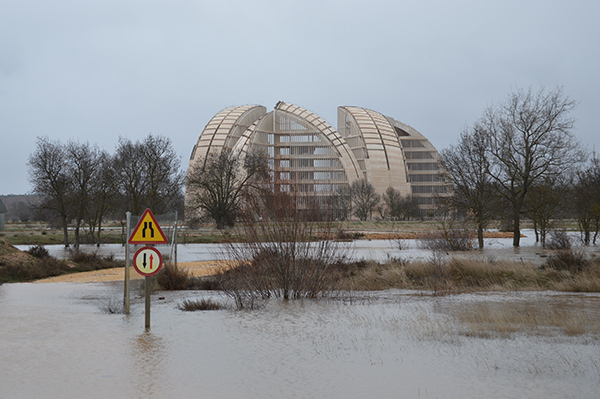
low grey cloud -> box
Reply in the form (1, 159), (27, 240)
(1, 0), (598, 194)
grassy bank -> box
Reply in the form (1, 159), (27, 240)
(0, 240), (124, 284)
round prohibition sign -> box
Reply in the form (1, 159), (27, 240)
(132, 246), (164, 277)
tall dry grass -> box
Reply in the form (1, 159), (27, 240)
(450, 302), (600, 338)
(338, 253), (600, 294)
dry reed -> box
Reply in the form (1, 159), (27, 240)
(338, 255), (600, 293)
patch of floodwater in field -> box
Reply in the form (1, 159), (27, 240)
(18, 229), (599, 266)
(1, 283), (599, 399)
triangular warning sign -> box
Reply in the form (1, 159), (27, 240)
(128, 209), (168, 244)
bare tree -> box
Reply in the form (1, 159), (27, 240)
(351, 179), (380, 221)
(87, 150), (117, 246)
(399, 195), (421, 221)
(28, 137), (73, 247)
(571, 157), (600, 245)
(440, 126), (498, 248)
(524, 176), (568, 247)
(114, 135), (184, 215)
(382, 187), (421, 221)
(480, 86), (583, 246)
(382, 186), (402, 220)
(330, 185), (352, 221)
(219, 188), (347, 309)
(418, 212), (476, 252)
(186, 149), (267, 229)
(65, 140), (102, 247)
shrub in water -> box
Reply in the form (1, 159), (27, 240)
(543, 248), (590, 273)
(178, 298), (224, 311)
(546, 229), (572, 249)
(26, 245), (49, 258)
(156, 264), (190, 290)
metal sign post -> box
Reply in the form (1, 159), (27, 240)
(127, 209), (168, 330)
(124, 212), (131, 315)
(145, 276), (151, 330)
(132, 246), (164, 329)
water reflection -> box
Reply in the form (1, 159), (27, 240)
(131, 332), (168, 399)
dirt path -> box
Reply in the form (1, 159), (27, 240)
(34, 261), (226, 283)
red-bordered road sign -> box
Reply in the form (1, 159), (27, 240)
(128, 208), (168, 245)
(132, 246), (164, 277)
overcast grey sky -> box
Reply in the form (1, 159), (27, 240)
(1, 0), (598, 195)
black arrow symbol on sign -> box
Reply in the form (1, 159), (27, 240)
(142, 222), (155, 238)
(142, 253), (147, 267)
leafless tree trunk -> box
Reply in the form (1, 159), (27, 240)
(186, 149), (268, 229)
(440, 126), (497, 248)
(524, 177), (567, 247)
(28, 137), (73, 247)
(571, 157), (600, 245)
(351, 179), (380, 221)
(66, 141), (102, 248)
(219, 187), (348, 309)
(479, 86), (582, 246)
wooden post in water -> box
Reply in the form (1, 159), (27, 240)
(124, 212), (131, 315)
(145, 275), (151, 329)
(174, 211), (178, 270)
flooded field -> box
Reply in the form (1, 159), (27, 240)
(5, 231), (600, 398)
(16, 229), (598, 266)
(1, 282), (599, 399)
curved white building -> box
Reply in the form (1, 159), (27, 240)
(187, 102), (446, 213)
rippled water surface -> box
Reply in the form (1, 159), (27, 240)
(1, 282), (599, 399)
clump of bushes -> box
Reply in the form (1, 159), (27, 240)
(216, 251), (340, 309)
(177, 298), (225, 311)
(546, 229), (572, 249)
(156, 264), (190, 290)
(0, 247), (123, 284)
(1, 256), (71, 283)
(219, 189), (351, 309)
(69, 251), (122, 272)
(542, 248), (590, 273)
(26, 245), (50, 258)
(99, 298), (125, 314)
(418, 229), (475, 252)
(155, 263), (218, 291)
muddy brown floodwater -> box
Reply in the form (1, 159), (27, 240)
(1, 282), (599, 399)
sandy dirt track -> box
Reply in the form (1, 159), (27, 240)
(35, 261), (226, 283)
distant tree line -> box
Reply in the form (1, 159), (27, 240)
(27, 134), (184, 247)
(440, 86), (600, 248)
(0, 195), (41, 222)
